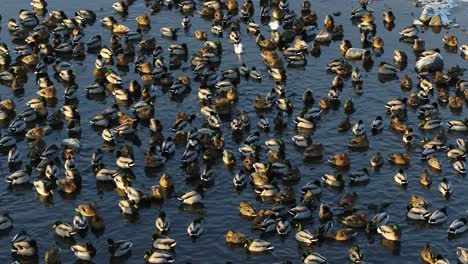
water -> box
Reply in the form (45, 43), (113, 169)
(0, 0), (467, 263)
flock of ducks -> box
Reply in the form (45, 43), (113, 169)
(0, 0), (466, 263)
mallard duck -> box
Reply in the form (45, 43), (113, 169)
(394, 169), (408, 185)
(427, 208), (448, 224)
(244, 238), (274, 253)
(144, 249), (175, 263)
(388, 153), (410, 165)
(289, 205), (312, 220)
(352, 120), (366, 135)
(420, 119), (442, 130)
(136, 14), (150, 26)
(399, 25), (418, 38)
(44, 247), (61, 264)
(152, 233), (177, 250)
(73, 212), (88, 230)
(178, 185), (203, 205)
(161, 27), (178, 38)
(453, 156), (466, 174)
(438, 177), (453, 196)
(187, 218), (204, 238)
(420, 243), (435, 264)
(224, 230), (248, 244)
(12, 239), (38, 257)
(34, 180), (54, 196)
(343, 214), (368, 228)
(328, 153), (350, 166)
(373, 36), (384, 48)
(0, 213), (13, 230)
(112, 1), (128, 12)
(448, 218), (467, 235)
(223, 150), (236, 166)
(195, 31), (207, 41)
(276, 218), (291, 235)
(378, 62), (398, 75)
(377, 224), (401, 241)
(443, 34), (458, 47)
(75, 203), (97, 217)
(349, 134), (369, 148)
(107, 239), (133, 257)
(295, 223), (318, 244)
(52, 221), (76, 237)
(71, 242), (96, 261)
(119, 199), (138, 215)
(407, 204), (430, 220)
(418, 169), (432, 187)
(322, 173), (344, 187)
(239, 201), (257, 217)
(447, 119), (468, 132)
(370, 152), (384, 167)
(347, 245), (364, 262)
(457, 247), (468, 264)
(303, 251), (327, 264)
(428, 157), (442, 171)
(6, 165), (32, 185)
(349, 168), (370, 183)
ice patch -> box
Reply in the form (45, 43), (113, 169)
(416, 0), (459, 23)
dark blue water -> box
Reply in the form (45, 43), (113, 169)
(0, 0), (467, 263)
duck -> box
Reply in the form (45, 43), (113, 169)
(447, 119), (468, 132)
(378, 62), (398, 75)
(438, 177), (453, 196)
(152, 233), (177, 250)
(303, 251), (327, 264)
(420, 243), (435, 264)
(457, 247), (468, 264)
(276, 218), (291, 236)
(52, 221), (76, 238)
(187, 218), (204, 238)
(370, 152), (384, 167)
(34, 180), (54, 196)
(295, 223), (318, 244)
(453, 156), (466, 174)
(443, 34), (458, 47)
(328, 153), (350, 166)
(75, 203), (97, 217)
(0, 213), (13, 230)
(394, 169), (408, 185)
(239, 201), (257, 217)
(407, 203), (430, 221)
(244, 238), (274, 253)
(377, 224), (401, 241)
(419, 169), (432, 187)
(343, 214), (368, 228)
(195, 31), (207, 41)
(349, 168), (370, 183)
(420, 119), (442, 130)
(119, 199), (138, 215)
(6, 165), (32, 185)
(322, 173), (344, 187)
(71, 242), (96, 261)
(352, 120), (366, 135)
(289, 205), (312, 220)
(144, 249), (175, 263)
(12, 239), (38, 257)
(107, 239), (133, 257)
(73, 213), (88, 230)
(427, 208), (448, 224)
(388, 153), (410, 165)
(44, 247), (61, 264)
(178, 185), (203, 205)
(448, 218), (467, 235)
